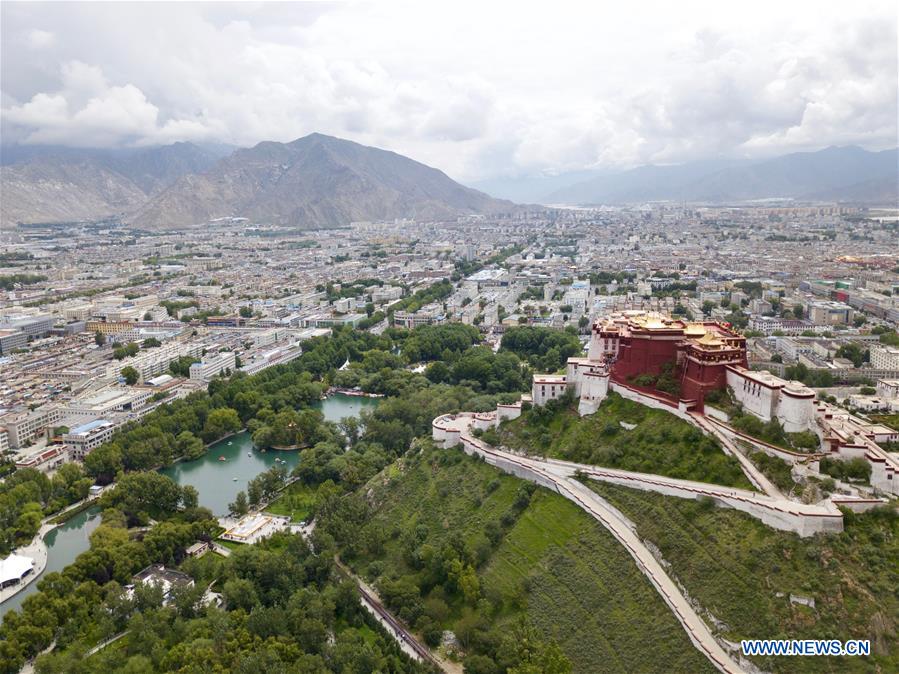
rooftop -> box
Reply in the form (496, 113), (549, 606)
(69, 418), (114, 435)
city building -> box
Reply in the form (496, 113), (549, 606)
(0, 329), (27, 355)
(870, 345), (899, 370)
(806, 301), (853, 325)
(1, 406), (63, 448)
(15, 445), (70, 473)
(63, 419), (117, 460)
(189, 351), (236, 381)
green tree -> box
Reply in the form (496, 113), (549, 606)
(120, 366), (140, 385)
(459, 563), (480, 605)
(229, 490), (249, 516)
(176, 431), (206, 460)
(94, 331), (106, 346)
(83, 443), (124, 484)
(202, 407), (241, 443)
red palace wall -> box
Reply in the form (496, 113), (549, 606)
(680, 349), (747, 403)
(612, 333), (682, 381)
(681, 359), (728, 402)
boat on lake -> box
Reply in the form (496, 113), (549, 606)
(218, 456), (226, 462)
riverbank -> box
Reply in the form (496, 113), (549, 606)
(0, 489), (109, 609)
(325, 387), (385, 398)
(0, 523), (50, 607)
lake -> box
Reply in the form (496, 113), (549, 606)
(1, 393), (380, 619)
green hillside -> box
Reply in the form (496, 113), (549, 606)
(496, 392), (753, 489)
(336, 444), (714, 673)
(590, 481), (899, 673)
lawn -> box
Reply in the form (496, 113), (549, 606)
(870, 413), (899, 432)
(346, 445), (714, 673)
(264, 482), (316, 522)
(588, 481), (899, 673)
(497, 391), (754, 489)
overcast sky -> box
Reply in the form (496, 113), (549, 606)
(1, 1), (896, 181)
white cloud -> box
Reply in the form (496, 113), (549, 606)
(0, 1), (896, 180)
(26, 29), (54, 49)
(2, 61), (217, 147)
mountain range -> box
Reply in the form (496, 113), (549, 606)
(0, 142), (225, 228)
(475, 146), (898, 205)
(1, 134), (512, 229)
(2, 140), (895, 229)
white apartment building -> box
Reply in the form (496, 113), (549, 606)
(109, 341), (205, 381)
(806, 301), (853, 325)
(63, 302), (94, 321)
(63, 419), (118, 460)
(371, 286), (403, 303)
(1, 406), (63, 448)
(64, 387), (153, 421)
(393, 309), (445, 329)
(870, 345), (899, 370)
(189, 351), (236, 382)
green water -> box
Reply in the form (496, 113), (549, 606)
(158, 393), (379, 516)
(0, 394), (380, 619)
(316, 392), (380, 422)
(160, 431), (299, 516)
(1, 506), (102, 617)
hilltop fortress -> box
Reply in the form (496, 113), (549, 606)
(533, 311), (814, 425)
(531, 311), (898, 496)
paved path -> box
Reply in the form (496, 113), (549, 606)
(84, 631), (128, 657)
(539, 456), (842, 533)
(0, 523), (51, 607)
(688, 412), (782, 498)
(436, 413), (746, 674)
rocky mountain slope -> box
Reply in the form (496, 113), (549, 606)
(128, 133), (512, 229)
(1, 135), (512, 229)
(0, 143), (220, 227)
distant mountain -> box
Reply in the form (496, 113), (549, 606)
(129, 133), (513, 229)
(0, 143), (221, 227)
(470, 169), (608, 203)
(545, 146), (898, 205)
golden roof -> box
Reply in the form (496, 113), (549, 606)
(632, 313), (668, 329)
(697, 332), (724, 346)
(683, 324), (706, 337)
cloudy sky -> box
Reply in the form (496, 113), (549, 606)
(1, 1), (896, 182)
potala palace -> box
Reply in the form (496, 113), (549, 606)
(530, 311), (898, 496)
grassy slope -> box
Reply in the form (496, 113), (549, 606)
(265, 482), (316, 522)
(589, 481), (898, 674)
(870, 413), (899, 431)
(497, 392), (753, 489)
(353, 446), (713, 673)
